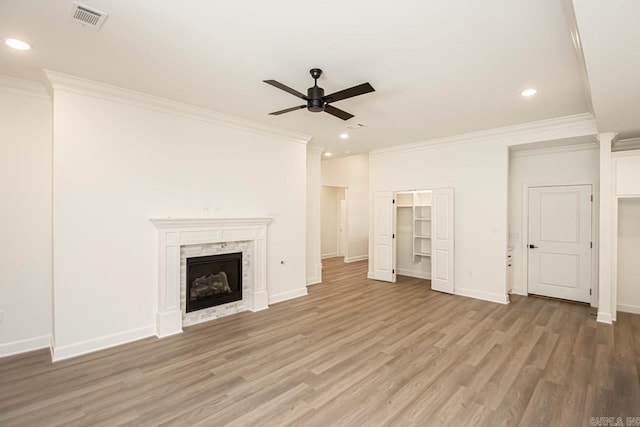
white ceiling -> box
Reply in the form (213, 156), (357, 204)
(1, 0), (594, 156)
(573, 0), (640, 139)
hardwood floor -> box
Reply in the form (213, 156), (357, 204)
(1, 257), (639, 426)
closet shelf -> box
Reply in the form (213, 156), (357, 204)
(414, 252), (431, 257)
(414, 235), (431, 239)
(415, 217), (431, 221)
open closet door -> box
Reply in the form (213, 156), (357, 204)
(373, 191), (396, 282)
(432, 188), (454, 293)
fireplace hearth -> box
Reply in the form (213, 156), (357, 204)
(186, 252), (242, 312)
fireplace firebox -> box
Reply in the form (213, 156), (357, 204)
(186, 252), (242, 313)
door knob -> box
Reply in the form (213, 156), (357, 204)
(529, 244), (538, 249)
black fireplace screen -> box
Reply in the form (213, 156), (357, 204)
(186, 252), (242, 312)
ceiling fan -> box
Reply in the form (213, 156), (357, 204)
(263, 68), (375, 121)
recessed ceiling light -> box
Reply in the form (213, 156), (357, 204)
(521, 88), (537, 97)
(324, 152), (332, 157)
(340, 133), (349, 139)
(5, 38), (31, 50)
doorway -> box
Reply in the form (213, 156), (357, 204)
(321, 186), (348, 260)
(526, 185), (593, 303)
(372, 188), (455, 293)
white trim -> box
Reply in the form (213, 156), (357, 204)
(43, 70), (312, 145)
(367, 272), (375, 279)
(618, 304), (640, 315)
(596, 311), (612, 324)
(370, 113), (597, 157)
(509, 142), (598, 158)
(455, 287), (510, 305)
(0, 335), (51, 358)
(150, 217), (272, 337)
(397, 268), (430, 280)
(613, 138), (640, 152)
(150, 217), (273, 229)
(344, 254), (368, 263)
(269, 288), (308, 304)
(610, 151), (640, 324)
(560, 0), (594, 115)
(321, 252), (338, 259)
(0, 74), (50, 100)
(51, 325), (155, 362)
(306, 262), (323, 286)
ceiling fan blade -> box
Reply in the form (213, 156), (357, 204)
(263, 80), (308, 100)
(323, 82), (375, 103)
(324, 104), (354, 121)
(269, 105), (306, 115)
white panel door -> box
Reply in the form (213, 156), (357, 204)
(432, 188), (454, 293)
(528, 185), (592, 302)
(373, 191), (396, 282)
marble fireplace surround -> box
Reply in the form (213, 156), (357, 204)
(150, 217), (272, 338)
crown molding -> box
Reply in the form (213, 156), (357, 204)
(0, 74), (50, 100)
(510, 142), (598, 158)
(370, 113), (598, 157)
(613, 138), (640, 152)
(43, 70), (312, 145)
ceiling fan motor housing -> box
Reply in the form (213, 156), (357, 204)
(307, 85), (325, 112)
(264, 67), (373, 120)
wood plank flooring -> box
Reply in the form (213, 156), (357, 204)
(1, 257), (639, 426)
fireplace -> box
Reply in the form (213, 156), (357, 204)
(186, 252), (242, 312)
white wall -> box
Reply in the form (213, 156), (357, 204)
(369, 114), (598, 304)
(0, 81), (52, 356)
(617, 198), (640, 314)
(306, 146), (322, 285)
(370, 142), (509, 303)
(322, 154), (369, 262)
(49, 81), (308, 358)
(508, 145), (599, 295)
(321, 186), (344, 258)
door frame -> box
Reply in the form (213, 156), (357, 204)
(520, 179), (599, 306)
(337, 197), (347, 257)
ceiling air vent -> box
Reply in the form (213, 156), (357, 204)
(69, 2), (108, 30)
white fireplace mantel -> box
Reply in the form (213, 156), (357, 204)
(150, 217), (272, 338)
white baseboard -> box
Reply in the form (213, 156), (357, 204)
(306, 262), (323, 286)
(321, 252), (338, 259)
(367, 272), (375, 279)
(397, 268), (430, 280)
(344, 254), (368, 263)
(0, 335), (51, 358)
(455, 287), (509, 304)
(51, 325), (155, 362)
(617, 304), (640, 315)
(269, 287), (308, 304)
(596, 311), (613, 324)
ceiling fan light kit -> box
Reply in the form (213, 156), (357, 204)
(263, 68), (375, 120)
